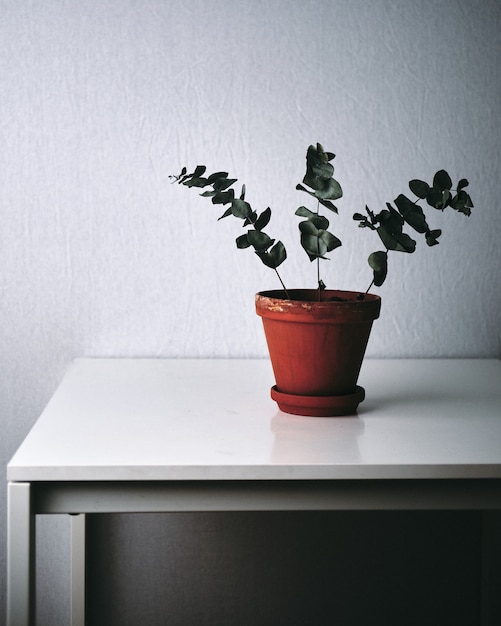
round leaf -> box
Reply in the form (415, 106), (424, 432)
(299, 220), (319, 235)
(433, 170), (452, 191)
(319, 229), (342, 252)
(409, 179), (430, 199)
(235, 234), (251, 249)
(368, 251), (388, 287)
(426, 188), (446, 210)
(256, 241), (287, 268)
(315, 177), (343, 201)
(247, 230), (274, 251)
(231, 198), (252, 219)
(300, 233), (327, 261)
(268, 241), (287, 267)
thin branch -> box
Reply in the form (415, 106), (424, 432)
(274, 269), (290, 300)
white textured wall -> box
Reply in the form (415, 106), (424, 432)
(1, 0), (500, 622)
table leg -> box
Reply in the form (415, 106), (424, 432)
(7, 482), (35, 626)
(481, 510), (501, 626)
(70, 514), (86, 626)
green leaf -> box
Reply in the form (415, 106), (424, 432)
(303, 145), (332, 185)
(295, 206), (317, 219)
(255, 241), (287, 268)
(317, 198), (339, 213)
(231, 198), (252, 219)
(433, 170), (452, 191)
(376, 225), (397, 250)
(206, 171), (228, 183)
(409, 179), (430, 199)
(192, 165), (206, 177)
(298, 221), (340, 261)
(247, 230), (274, 251)
(315, 177), (343, 201)
(213, 177), (237, 191)
(298, 218), (330, 234)
(236, 234), (251, 249)
(311, 215), (330, 230)
(169, 167), (187, 184)
(298, 220), (323, 260)
(301, 233), (328, 261)
(425, 188), (453, 210)
(296, 183), (316, 197)
(254, 207), (271, 231)
(298, 220), (317, 235)
(184, 177), (209, 188)
(319, 229), (342, 253)
(301, 144), (343, 200)
(368, 251), (388, 286)
(311, 160), (334, 181)
(425, 229), (442, 246)
(378, 204), (404, 232)
(377, 225), (416, 253)
(353, 207), (376, 229)
(368, 250), (387, 271)
(181, 166), (210, 186)
(426, 188), (446, 210)
(357, 221), (375, 230)
(461, 193), (473, 215)
(217, 207), (233, 220)
(394, 194), (428, 233)
(450, 190), (473, 216)
(211, 189), (234, 205)
(268, 240), (287, 267)
(243, 210), (257, 227)
(394, 232), (416, 253)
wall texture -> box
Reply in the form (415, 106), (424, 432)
(1, 0), (500, 622)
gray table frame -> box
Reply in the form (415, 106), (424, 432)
(7, 477), (501, 625)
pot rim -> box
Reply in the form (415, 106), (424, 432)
(256, 288), (380, 304)
(255, 288), (381, 323)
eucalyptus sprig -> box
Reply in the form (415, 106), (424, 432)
(171, 144), (473, 300)
(353, 169), (473, 293)
(169, 164), (289, 294)
(295, 143), (343, 291)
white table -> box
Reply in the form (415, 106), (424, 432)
(7, 358), (501, 625)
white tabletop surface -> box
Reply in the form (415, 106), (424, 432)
(7, 358), (501, 482)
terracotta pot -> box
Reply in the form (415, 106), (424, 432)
(255, 289), (381, 416)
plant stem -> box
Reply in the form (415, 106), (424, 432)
(317, 259), (321, 300)
(316, 199), (321, 300)
(274, 269), (290, 300)
(364, 279), (375, 298)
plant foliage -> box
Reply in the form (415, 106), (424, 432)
(171, 145), (473, 297)
(294, 144), (343, 290)
(353, 169), (473, 290)
(169, 166), (287, 274)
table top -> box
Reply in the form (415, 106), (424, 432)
(7, 358), (501, 482)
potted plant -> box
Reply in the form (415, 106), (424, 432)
(170, 143), (473, 416)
